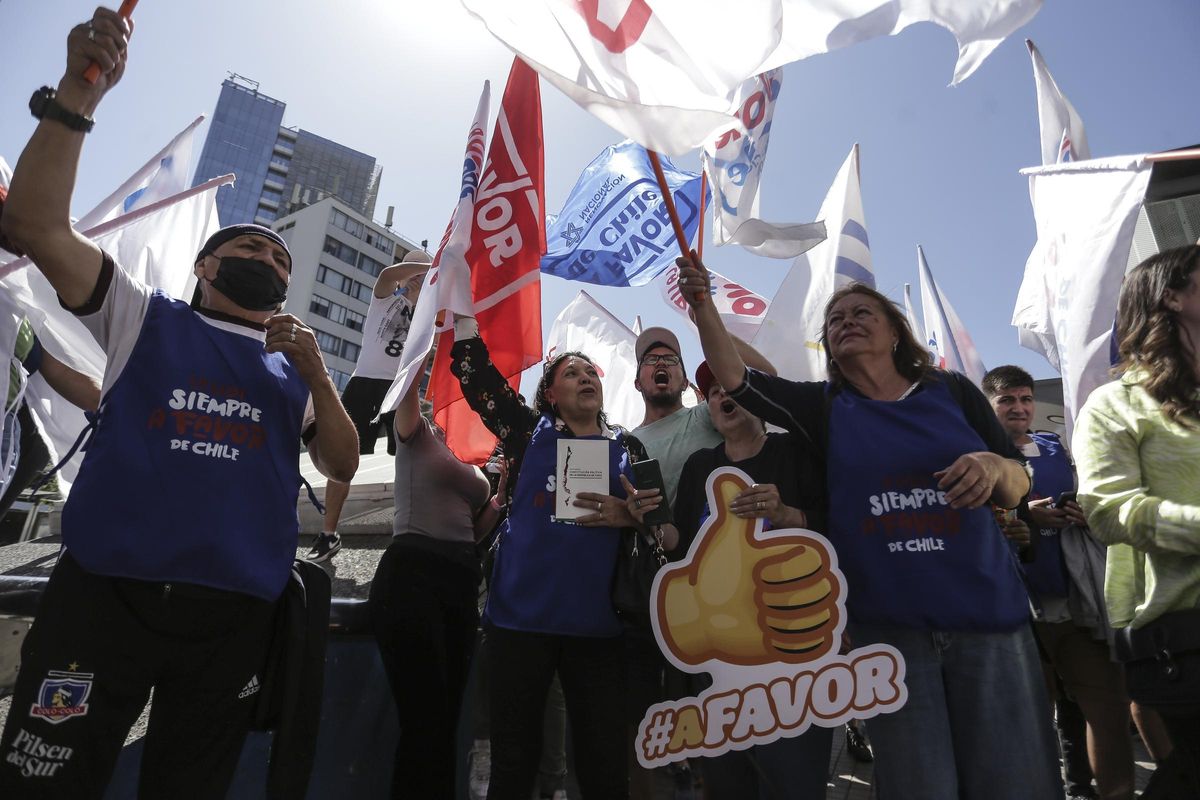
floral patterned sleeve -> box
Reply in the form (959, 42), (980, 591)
(449, 333), (539, 464)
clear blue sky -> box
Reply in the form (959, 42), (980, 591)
(3, 1), (1199, 389)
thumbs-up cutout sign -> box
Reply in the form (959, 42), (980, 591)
(655, 468), (842, 667)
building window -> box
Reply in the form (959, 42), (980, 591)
(358, 253), (384, 278)
(341, 341), (361, 362)
(316, 265), (353, 295)
(309, 295), (332, 319)
(352, 281), (372, 303)
(323, 235), (359, 267)
(344, 309), (365, 332)
(314, 330), (341, 356)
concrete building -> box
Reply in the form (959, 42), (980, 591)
(193, 74), (381, 227)
(272, 197), (424, 391)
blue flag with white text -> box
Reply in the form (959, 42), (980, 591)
(541, 141), (707, 287)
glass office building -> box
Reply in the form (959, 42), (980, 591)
(193, 75), (380, 227)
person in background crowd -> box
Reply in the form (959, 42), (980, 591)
(629, 326), (775, 799)
(0, 9), (358, 796)
(308, 250), (432, 562)
(1075, 245), (1200, 796)
(984, 365), (1135, 800)
(683, 251), (1060, 800)
(451, 311), (668, 800)
(369, 340), (504, 798)
(671, 361), (833, 798)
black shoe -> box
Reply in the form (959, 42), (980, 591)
(306, 532), (341, 562)
(845, 723), (874, 763)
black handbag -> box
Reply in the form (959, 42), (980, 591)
(612, 525), (667, 626)
(1113, 610), (1200, 708)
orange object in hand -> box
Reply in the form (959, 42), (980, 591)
(84, 0), (139, 84)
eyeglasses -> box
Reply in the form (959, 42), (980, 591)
(641, 354), (680, 367)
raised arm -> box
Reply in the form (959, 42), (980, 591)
(373, 263), (429, 300)
(2, 9), (132, 309)
(676, 253), (749, 392)
(394, 347), (431, 441)
(449, 315), (538, 453)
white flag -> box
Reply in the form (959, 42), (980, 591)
(75, 116), (205, 231)
(0, 156), (11, 190)
(1012, 155), (1151, 433)
(1, 177), (228, 491)
(1027, 40), (1089, 168)
(653, 261), (770, 342)
(902, 282), (925, 346)
(701, 69), (826, 258)
(752, 144), (873, 381)
(383, 83), (491, 412)
(462, 0), (1040, 155)
(546, 291), (643, 429)
(917, 246), (986, 385)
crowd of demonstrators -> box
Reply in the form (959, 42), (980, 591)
(310, 249), (433, 563)
(1075, 245), (1200, 797)
(449, 310), (669, 800)
(0, 8), (359, 797)
(983, 365), (1137, 800)
(682, 253), (1062, 800)
(671, 360), (833, 798)
(367, 325), (505, 796)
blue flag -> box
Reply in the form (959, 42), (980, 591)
(541, 140), (706, 287)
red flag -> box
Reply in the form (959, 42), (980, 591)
(430, 58), (545, 463)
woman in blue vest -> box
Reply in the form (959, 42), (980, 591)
(450, 314), (657, 800)
(679, 256), (1060, 800)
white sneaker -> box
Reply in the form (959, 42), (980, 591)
(468, 739), (491, 800)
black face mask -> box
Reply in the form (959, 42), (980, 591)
(208, 256), (288, 311)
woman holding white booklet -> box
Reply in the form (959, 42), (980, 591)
(449, 313), (667, 800)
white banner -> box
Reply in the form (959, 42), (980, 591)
(383, 82), (491, 412)
(752, 144), (873, 381)
(702, 69), (825, 259)
(75, 116), (205, 231)
(654, 261), (770, 342)
(1012, 156), (1152, 433)
(462, 0), (1040, 155)
(1, 177), (228, 491)
(902, 282), (925, 346)
(917, 246), (986, 385)
(545, 290), (643, 430)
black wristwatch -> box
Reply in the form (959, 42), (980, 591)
(29, 86), (95, 133)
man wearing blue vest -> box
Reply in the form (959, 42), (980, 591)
(983, 366), (1134, 800)
(0, 9), (359, 798)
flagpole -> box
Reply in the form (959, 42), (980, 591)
(697, 170), (707, 260)
(84, 0), (140, 83)
(1146, 148), (1200, 163)
(647, 150), (705, 300)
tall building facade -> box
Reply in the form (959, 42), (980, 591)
(193, 75), (381, 227)
(272, 197), (423, 391)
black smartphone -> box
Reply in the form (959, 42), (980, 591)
(1055, 491), (1077, 508)
(630, 459), (672, 527)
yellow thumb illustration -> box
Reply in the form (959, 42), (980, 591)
(657, 470), (841, 667)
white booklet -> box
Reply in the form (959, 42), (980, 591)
(555, 439), (610, 522)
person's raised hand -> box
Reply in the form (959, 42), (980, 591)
(265, 314), (328, 388)
(675, 249), (712, 311)
(61, 8), (133, 114)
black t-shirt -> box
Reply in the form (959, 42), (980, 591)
(673, 431), (828, 558)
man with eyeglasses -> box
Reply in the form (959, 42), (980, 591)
(631, 327), (775, 511)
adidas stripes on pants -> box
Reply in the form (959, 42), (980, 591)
(0, 551), (275, 799)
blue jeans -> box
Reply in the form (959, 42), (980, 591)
(850, 622), (1062, 800)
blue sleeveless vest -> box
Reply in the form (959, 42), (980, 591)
(62, 293), (310, 601)
(486, 416), (629, 637)
(827, 379), (1029, 631)
(1024, 432), (1074, 598)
